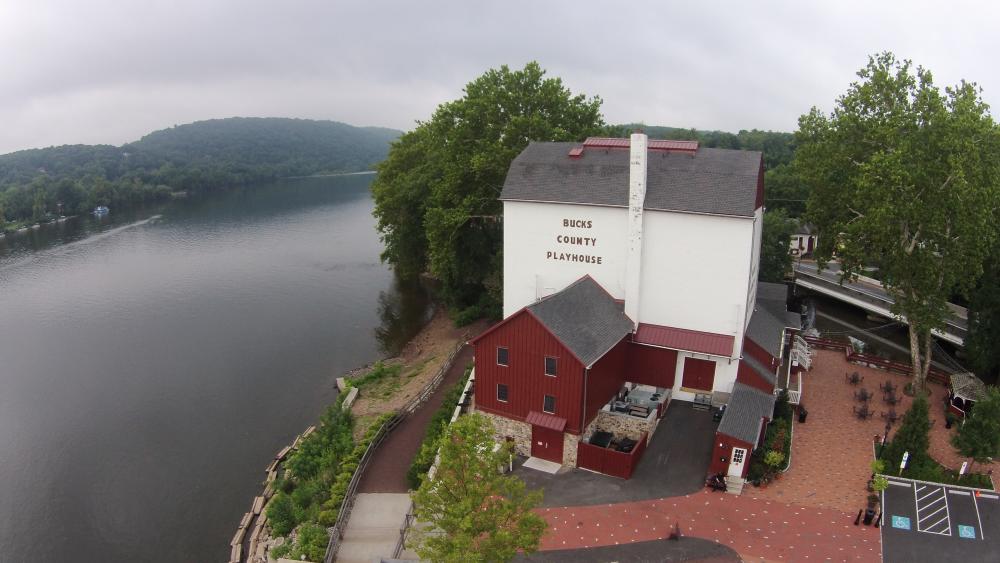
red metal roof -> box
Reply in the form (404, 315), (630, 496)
(525, 411), (567, 432)
(581, 137), (699, 153)
(568, 146), (584, 158)
(648, 139), (699, 152)
(634, 323), (734, 357)
(583, 137), (631, 148)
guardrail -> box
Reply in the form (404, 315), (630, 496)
(803, 335), (952, 386)
(323, 413), (402, 563)
(391, 366), (476, 559)
(322, 341), (466, 563)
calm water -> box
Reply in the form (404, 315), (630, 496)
(0, 176), (430, 562)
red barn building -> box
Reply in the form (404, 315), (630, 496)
(472, 134), (801, 482)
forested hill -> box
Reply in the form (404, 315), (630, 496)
(0, 117), (401, 227)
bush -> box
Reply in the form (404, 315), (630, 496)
(452, 304), (482, 327)
(266, 492), (297, 537)
(347, 361), (403, 388)
(286, 523), (329, 562)
(773, 389), (793, 421)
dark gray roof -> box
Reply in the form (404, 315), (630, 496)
(742, 355), (777, 387)
(500, 142), (763, 217)
(527, 276), (633, 367)
(718, 382), (776, 445)
(746, 282), (801, 358)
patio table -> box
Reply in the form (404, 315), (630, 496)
(855, 389), (871, 402)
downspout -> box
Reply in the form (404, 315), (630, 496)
(581, 368), (589, 434)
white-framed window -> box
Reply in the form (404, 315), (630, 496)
(544, 356), (557, 376)
(497, 347), (509, 366)
(543, 394), (556, 414)
(497, 383), (509, 402)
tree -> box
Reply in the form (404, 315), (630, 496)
(887, 394), (932, 467)
(760, 208), (794, 283)
(796, 52), (1000, 390)
(951, 387), (1000, 472)
(409, 413), (547, 562)
(372, 62), (605, 318)
(967, 252), (1000, 382)
(764, 162), (809, 217)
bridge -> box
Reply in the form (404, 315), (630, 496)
(793, 261), (968, 347)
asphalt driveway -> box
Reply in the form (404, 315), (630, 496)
(517, 401), (718, 507)
(881, 476), (1000, 563)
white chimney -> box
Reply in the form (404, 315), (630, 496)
(624, 133), (647, 328)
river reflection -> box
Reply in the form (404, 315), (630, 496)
(0, 175), (429, 562)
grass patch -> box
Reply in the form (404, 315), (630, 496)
(879, 444), (993, 489)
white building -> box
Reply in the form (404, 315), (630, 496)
(499, 134), (766, 401)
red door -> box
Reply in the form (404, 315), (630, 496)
(530, 425), (564, 464)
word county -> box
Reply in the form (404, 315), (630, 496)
(546, 219), (603, 264)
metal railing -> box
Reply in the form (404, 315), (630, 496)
(322, 341), (467, 563)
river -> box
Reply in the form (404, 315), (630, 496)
(0, 175), (430, 562)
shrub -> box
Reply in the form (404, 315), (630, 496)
(267, 492), (298, 537)
(346, 361), (403, 388)
(452, 304), (482, 327)
(773, 389), (793, 421)
(764, 450), (786, 470)
(286, 523), (329, 562)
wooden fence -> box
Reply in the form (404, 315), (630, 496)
(576, 432), (648, 479)
(802, 336), (951, 386)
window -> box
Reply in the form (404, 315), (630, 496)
(497, 383), (509, 402)
(544, 356), (558, 376)
(497, 347), (509, 366)
(543, 395), (556, 414)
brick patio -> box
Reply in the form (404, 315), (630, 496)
(537, 490), (881, 562)
(749, 349), (997, 514)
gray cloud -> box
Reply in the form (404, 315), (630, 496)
(2, 0), (997, 154)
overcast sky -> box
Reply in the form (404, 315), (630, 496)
(2, 0), (997, 154)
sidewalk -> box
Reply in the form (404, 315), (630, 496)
(537, 490), (882, 562)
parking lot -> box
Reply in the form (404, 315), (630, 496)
(881, 476), (1000, 562)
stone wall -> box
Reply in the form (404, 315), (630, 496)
(562, 432), (579, 468)
(478, 410), (532, 458)
(586, 410), (658, 442)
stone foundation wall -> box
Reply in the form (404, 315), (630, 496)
(562, 432), (579, 468)
(587, 410), (658, 441)
(477, 410), (532, 458)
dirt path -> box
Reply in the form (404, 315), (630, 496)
(358, 344), (475, 493)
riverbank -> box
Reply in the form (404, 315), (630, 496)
(235, 309), (488, 562)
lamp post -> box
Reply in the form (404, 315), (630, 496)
(878, 421), (891, 458)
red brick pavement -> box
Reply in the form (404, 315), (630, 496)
(537, 490), (881, 562)
(752, 349), (996, 514)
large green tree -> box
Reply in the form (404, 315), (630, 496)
(952, 387), (1000, 472)
(796, 53), (1000, 390)
(409, 413), (547, 562)
(760, 208), (795, 283)
(967, 252), (1000, 382)
(372, 62), (605, 317)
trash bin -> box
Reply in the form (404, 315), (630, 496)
(798, 407), (808, 423)
(863, 508), (875, 525)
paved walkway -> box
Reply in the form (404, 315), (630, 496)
(753, 349), (996, 515)
(357, 344), (475, 493)
(335, 493), (410, 563)
(537, 490), (882, 562)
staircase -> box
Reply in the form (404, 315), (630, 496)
(725, 475), (745, 495)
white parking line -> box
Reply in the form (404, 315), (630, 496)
(949, 490), (971, 496)
(979, 493), (999, 499)
(888, 480), (911, 487)
(973, 491), (984, 540)
(918, 490), (941, 503)
(919, 505), (946, 523)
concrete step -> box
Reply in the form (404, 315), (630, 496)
(725, 476), (745, 495)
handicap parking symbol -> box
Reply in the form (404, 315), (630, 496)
(891, 515), (911, 530)
(958, 525), (976, 539)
